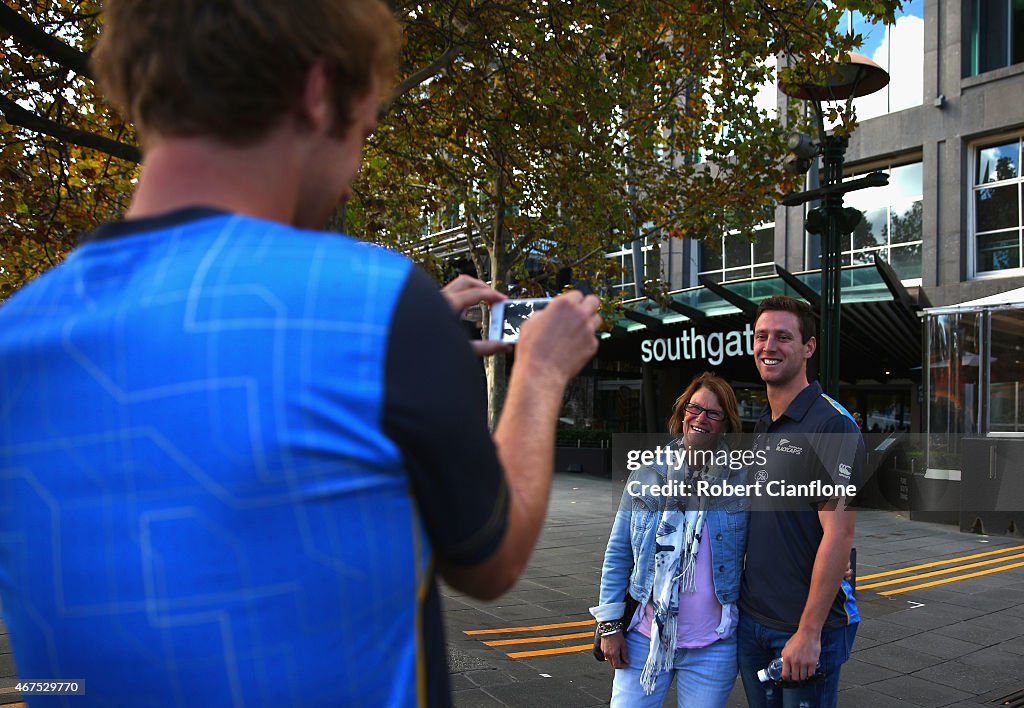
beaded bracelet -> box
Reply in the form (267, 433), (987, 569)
(597, 620), (624, 636)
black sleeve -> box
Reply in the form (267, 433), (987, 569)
(382, 266), (508, 566)
(812, 415), (866, 491)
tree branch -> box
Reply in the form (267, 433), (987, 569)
(0, 96), (140, 163)
(379, 42), (460, 118)
(0, 3), (94, 79)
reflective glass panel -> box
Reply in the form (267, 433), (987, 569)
(976, 184), (1020, 232)
(753, 226), (774, 264)
(852, 207), (888, 249)
(886, 244), (923, 279)
(851, 250), (876, 266)
(886, 0), (925, 113)
(847, 0), (924, 118)
(890, 162), (924, 202)
(989, 308), (1024, 433)
(927, 312), (981, 472)
(724, 233), (751, 270)
(793, 265), (893, 303)
(977, 141), (1019, 184)
(700, 241), (722, 271)
(842, 162), (922, 282)
(977, 231), (1022, 272)
(723, 267), (751, 282)
(849, 10), (889, 120)
(671, 285), (740, 317)
(891, 201), (923, 244)
(722, 276), (795, 304)
(973, 0), (1011, 74)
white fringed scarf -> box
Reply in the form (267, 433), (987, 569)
(639, 463), (717, 695)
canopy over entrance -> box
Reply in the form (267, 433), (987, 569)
(600, 256), (925, 385)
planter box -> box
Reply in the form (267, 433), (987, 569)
(555, 447), (612, 478)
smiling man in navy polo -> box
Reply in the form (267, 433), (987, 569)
(738, 295), (865, 708)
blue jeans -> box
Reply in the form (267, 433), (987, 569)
(610, 629), (737, 708)
(737, 613), (857, 708)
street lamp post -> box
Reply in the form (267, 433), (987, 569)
(780, 52), (890, 397)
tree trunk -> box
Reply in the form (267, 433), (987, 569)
(484, 346), (507, 432)
(483, 252), (509, 431)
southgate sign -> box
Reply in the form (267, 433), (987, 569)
(640, 324), (754, 365)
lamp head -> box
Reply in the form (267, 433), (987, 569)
(780, 52), (890, 102)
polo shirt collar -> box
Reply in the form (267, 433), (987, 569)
(759, 380), (823, 425)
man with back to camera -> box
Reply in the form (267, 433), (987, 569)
(738, 295), (865, 708)
(0, 1), (602, 705)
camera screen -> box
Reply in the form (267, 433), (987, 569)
(501, 300), (548, 342)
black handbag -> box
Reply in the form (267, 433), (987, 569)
(592, 593), (640, 661)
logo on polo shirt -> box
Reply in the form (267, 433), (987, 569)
(755, 470), (769, 482)
(838, 463), (852, 479)
(775, 438), (803, 455)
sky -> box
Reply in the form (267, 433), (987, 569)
(850, 0), (926, 119)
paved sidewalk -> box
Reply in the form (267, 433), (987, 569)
(444, 473), (1024, 707)
(1, 471), (1021, 706)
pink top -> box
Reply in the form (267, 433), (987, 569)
(633, 522), (730, 648)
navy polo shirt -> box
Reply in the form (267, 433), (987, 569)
(740, 381), (864, 631)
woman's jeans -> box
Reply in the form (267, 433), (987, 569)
(610, 629), (737, 708)
(737, 612), (857, 708)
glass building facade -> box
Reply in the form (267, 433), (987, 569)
(926, 305), (1024, 475)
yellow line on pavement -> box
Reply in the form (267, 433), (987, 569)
(464, 619), (594, 635)
(858, 544), (1024, 581)
(484, 631), (594, 647)
(507, 644), (593, 659)
(879, 560), (1024, 596)
(859, 551), (1024, 590)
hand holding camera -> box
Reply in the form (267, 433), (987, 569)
(509, 291), (602, 385)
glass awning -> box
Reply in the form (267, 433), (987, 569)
(599, 261), (912, 339)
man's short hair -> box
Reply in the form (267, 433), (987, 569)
(91, 0), (401, 145)
(754, 295), (816, 343)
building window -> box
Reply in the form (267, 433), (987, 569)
(698, 224), (774, 284)
(971, 0), (1024, 76)
(606, 240), (656, 295)
(807, 161), (923, 281)
(834, 0), (924, 121)
(973, 136), (1023, 276)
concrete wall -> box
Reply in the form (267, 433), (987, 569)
(779, 0), (1024, 308)
(845, 0), (1024, 306)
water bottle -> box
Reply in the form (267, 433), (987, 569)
(757, 657), (825, 686)
(757, 657), (785, 683)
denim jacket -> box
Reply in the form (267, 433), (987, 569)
(590, 440), (750, 623)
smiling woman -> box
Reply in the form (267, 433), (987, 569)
(591, 372), (750, 708)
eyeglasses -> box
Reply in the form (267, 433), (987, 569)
(683, 402), (725, 422)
